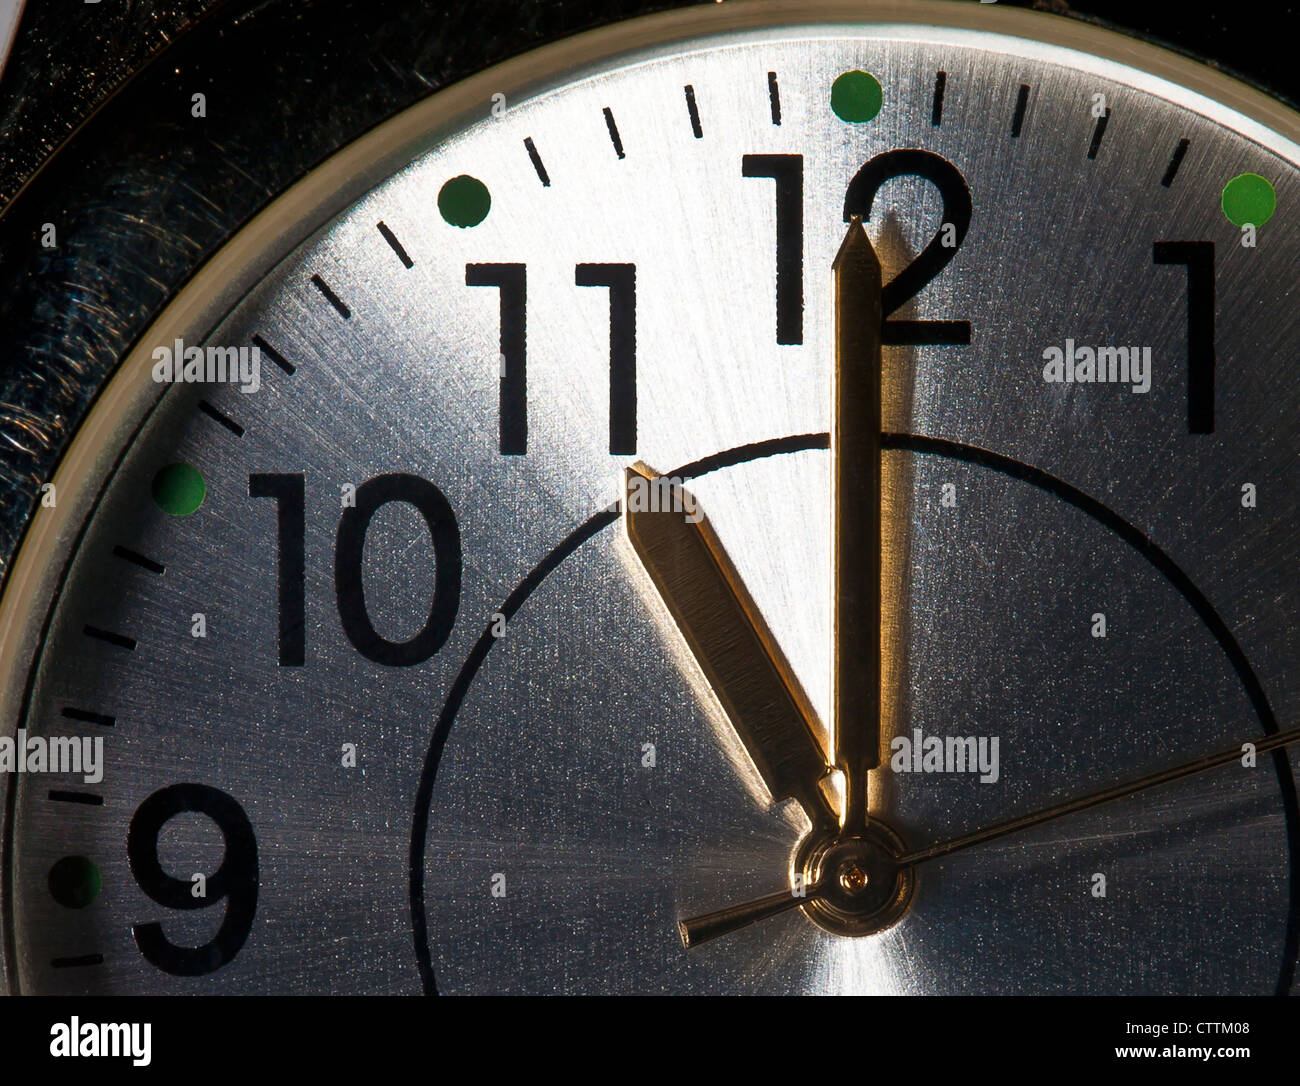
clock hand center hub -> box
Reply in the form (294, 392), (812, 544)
(795, 820), (915, 938)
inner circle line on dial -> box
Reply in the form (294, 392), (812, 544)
(408, 431), (1298, 996)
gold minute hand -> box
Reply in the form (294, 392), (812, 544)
(832, 217), (885, 833)
(624, 463), (836, 830)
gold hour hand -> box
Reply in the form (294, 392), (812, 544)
(832, 216), (884, 833)
(624, 463), (836, 830)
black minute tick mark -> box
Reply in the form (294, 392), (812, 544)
(252, 334), (294, 374)
(684, 85), (703, 138)
(112, 545), (165, 574)
(1087, 108), (1111, 159)
(767, 72), (781, 125)
(602, 107), (626, 159)
(1161, 138), (1190, 187)
(310, 274), (351, 319)
(83, 625), (135, 651)
(523, 137), (551, 186)
(1011, 84), (1029, 137)
(48, 792), (104, 807)
(51, 954), (104, 968)
(61, 707), (115, 727)
(376, 221), (414, 267)
(197, 399), (244, 437)
(931, 71), (946, 126)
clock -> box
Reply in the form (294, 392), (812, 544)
(0, 0), (1296, 996)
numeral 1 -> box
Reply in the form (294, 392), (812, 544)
(249, 473), (305, 666)
(742, 153), (804, 345)
(466, 264), (527, 454)
(576, 263), (637, 454)
(1153, 241), (1216, 433)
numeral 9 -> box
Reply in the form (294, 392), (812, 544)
(127, 783), (258, 976)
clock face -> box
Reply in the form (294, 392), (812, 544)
(1, 3), (1296, 995)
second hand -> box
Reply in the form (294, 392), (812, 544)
(680, 723), (1300, 947)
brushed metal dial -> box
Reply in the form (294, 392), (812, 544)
(2, 2), (1296, 995)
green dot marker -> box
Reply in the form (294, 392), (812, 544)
(831, 70), (884, 123)
(48, 856), (101, 909)
(438, 175), (491, 228)
(1221, 172), (1276, 227)
(152, 462), (205, 516)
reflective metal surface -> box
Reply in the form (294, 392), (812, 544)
(2, 4), (1297, 993)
